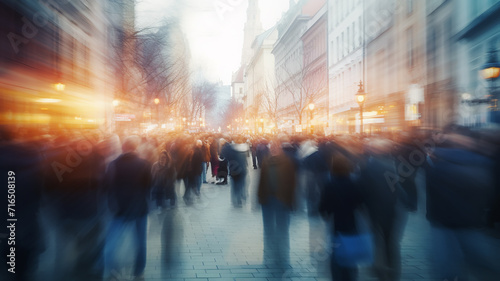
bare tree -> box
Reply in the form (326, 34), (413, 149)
(275, 59), (327, 125)
(222, 97), (244, 131)
(190, 80), (218, 121)
(258, 77), (284, 129)
(109, 18), (191, 123)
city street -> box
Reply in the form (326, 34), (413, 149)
(32, 159), (498, 281)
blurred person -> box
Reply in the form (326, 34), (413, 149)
(358, 138), (411, 281)
(209, 136), (219, 182)
(170, 136), (193, 205)
(250, 136), (258, 169)
(104, 135), (152, 281)
(42, 135), (107, 281)
(424, 126), (500, 281)
(319, 153), (364, 281)
(220, 136), (249, 206)
(0, 127), (45, 281)
(151, 151), (176, 213)
(256, 138), (270, 169)
(188, 140), (204, 197)
(298, 139), (320, 216)
(216, 138), (228, 185)
(201, 138), (211, 183)
(392, 131), (421, 212)
(257, 139), (297, 267)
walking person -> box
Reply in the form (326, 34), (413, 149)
(358, 138), (411, 281)
(151, 150), (176, 213)
(42, 135), (107, 281)
(189, 140), (204, 196)
(257, 138), (296, 268)
(319, 153), (365, 281)
(424, 126), (500, 281)
(209, 136), (219, 183)
(201, 138), (211, 183)
(104, 136), (152, 281)
(220, 136), (249, 206)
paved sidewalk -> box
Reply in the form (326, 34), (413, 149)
(136, 169), (439, 281)
(34, 167), (500, 281)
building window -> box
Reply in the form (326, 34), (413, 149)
(342, 32), (345, 57)
(347, 27), (350, 53)
(407, 27), (414, 68)
(352, 22), (355, 49)
(358, 16), (362, 46)
(407, 0), (413, 14)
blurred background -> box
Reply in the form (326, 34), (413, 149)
(1, 0), (499, 136)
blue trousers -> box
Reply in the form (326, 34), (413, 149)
(261, 197), (290, 266)
(104, 215), (147, 277)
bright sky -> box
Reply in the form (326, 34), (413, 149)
(136, 0), (289, 85)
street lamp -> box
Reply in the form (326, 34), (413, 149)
(55, 82), (65, 91)
(479, 47), (500, 123)
(481, 48), (500, 80)
(154, 98), (160, 125)
(355, 81), (366, 134)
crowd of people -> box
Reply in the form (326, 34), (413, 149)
(1, 124), (500, 281)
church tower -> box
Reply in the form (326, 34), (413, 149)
(240, 0), (263, 66)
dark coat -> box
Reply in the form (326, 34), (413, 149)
(358, 155), (409, 229)
(189, 146), (204, 177)
(43, 140), (106, 220)
(425, 147), (495, 228)
(106, 152), (152, 219)
(1, 142), (44, 249)
(319, 176), (362, 234)
(220, 143), (248, 179)
(151, 162), (176, 197)
(258, 153), (296, 209)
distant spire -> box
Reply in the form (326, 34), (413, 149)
(241, 0), (264, 66)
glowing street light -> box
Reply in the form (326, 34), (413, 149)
(55, 83), (65, 91)
(481, 48), (500, 80)
(355, 81), (366, 134)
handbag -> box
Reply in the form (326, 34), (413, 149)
(333, 231), (374, 267)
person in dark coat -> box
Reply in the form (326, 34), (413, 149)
(424, 129), (500, 281)
(42, 135), (107, 281)
(104, 135), (152, 281)
(220, 136), (249, 206)
(257, 139), (296, 268)
(256, 138), (270, 169)
(216, 138), (228, 185)
(151, 151), (176, 212)
(187, 140), (204, 199)
(0, 129), (45, 281)
(358, 138), (410, 281)
(209, 136), (219, 181)
(201, 139), (211, 183)
(319, 153), (363, 281)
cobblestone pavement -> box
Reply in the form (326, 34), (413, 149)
(138, 169), (441, 281)
(35, 166), (500, 281)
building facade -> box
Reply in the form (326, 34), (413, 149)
(0, 0), (118, 130)
(272, 0), (324, 133)
(302, 3), (328, 134)
(327, 0), (365, 134)
(244, 26), (278, 133)
(455, 0), (500, 126)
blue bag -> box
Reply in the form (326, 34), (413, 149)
(333, 232), (374, 267)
